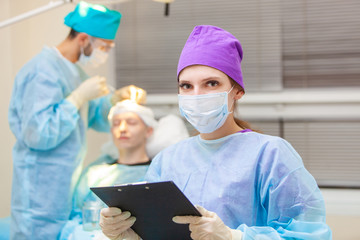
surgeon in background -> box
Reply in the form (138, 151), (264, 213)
(8, 1), (125, 239)
(99, 25), (332, 240)
(60, 86), (189, 240)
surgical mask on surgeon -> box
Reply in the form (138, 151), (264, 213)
(178, 86), (235, 134)
(78, 46), (109, 68)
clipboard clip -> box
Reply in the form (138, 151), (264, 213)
(113, 181), (148, 187)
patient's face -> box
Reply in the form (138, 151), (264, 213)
(111, 112), (149, 149)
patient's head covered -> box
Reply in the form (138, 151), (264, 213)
(108, 100), (156, 151)
(104, 87), (189, 158)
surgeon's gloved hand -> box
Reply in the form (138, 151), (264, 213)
(111, 85), (147, 105)
(99, 207), (140, 240)
(173, 206), (243, 240)
(67, 75), (109, 109)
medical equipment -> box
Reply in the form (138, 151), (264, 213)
(93, 181), (201, 240)
(178, 86), (235, 133)
(82, 201), (102, 231)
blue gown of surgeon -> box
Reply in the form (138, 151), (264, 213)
(145, 132), (332, 240)
(8, 46), (112, 240)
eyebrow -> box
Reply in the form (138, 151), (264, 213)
(202, 76), (222, 81)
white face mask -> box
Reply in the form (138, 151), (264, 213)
(178, 85), (235, 134)
(78, 44), (109, 68)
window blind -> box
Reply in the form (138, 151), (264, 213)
(248, 120), (281, 137)
(282, 0), (360, 88)
(243, 119), (360, 187)
(113, 0), (282, 93)
(284, 120), (360, 187)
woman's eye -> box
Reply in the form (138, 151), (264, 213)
(206, 80), (219, 87)
(179, 83), (191, 90)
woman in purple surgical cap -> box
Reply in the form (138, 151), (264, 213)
(98, 25), (332, 240)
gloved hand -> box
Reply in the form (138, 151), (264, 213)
(67, 75), (109, 109)
(111, 85), (147, 105)
(172, 206), (243, 240)
(99, 207), (140, 240)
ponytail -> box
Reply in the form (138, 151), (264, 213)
(234, 118), (261, 133)
(230, 78), (261, 133)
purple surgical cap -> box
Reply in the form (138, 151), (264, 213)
(177, 25), (244, 90)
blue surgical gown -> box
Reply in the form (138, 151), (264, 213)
(60, 154), (150, 240)
(145, 132), (332, 239)
(8, 47), (112, 240)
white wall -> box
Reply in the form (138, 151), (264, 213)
(0, 0), (14, 219)
(0, 0), (112, 218)
(323, 189), (360, 240)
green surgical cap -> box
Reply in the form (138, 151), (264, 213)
(64, 1), (121, 40)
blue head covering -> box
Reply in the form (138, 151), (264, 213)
(64, 1), (121, 40)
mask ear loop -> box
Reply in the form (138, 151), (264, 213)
(80, 45), (85, 57)
(227, 85), (236, 114)
(88, 37), (95, 54)
(227, 85), (235, 94)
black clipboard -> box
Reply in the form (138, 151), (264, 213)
(90, 181), (201, 240)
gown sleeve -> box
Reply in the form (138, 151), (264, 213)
(87, 95), (112, 132)
(238, 138), (332, 240)
(13, 71), (79, 151)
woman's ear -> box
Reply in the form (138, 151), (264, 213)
(233, 86), (245, 100)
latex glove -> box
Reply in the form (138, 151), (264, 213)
(172, 206), (243, 240)
(99, 207), (140, 240)
(111, 85), (147, 105)
(67, 75), (109, 109)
